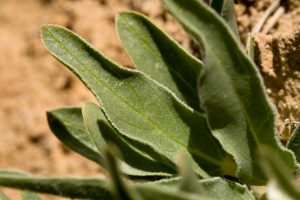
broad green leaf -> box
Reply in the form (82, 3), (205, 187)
(105, 146), (143, 200)
(116, 12), (202, 111)
(82, 102), (175, 177)
(41, 25), (235, 177)
(22, 191), (41, 200)
(287, 125), (300, 163)
(47, 107), (104, 165)
(0, 192), (11, 200)
(259, 146), (300, 199)
(210, 0), (240, 40)
(0, 170), (112, 199)
(162, 0), (298, 185)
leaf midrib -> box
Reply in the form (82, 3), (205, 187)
(45, 28), (188, 152)
(45, 26), (223, 166)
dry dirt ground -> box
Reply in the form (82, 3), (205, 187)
(0, 0), (300, 199)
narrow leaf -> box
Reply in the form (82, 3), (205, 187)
(162, 0), (298, 184)
(246, 33), (255, 61)
(0, 170), (112, 199)
(0, 170), (254, 200)
(0, 192), (11, 200)
(105, 145), (142, 200)
(116, 12), (202, 111)
(82, 102), (175, 177)
(287, 125), (300, 163)
(41, 25), (235, 177)
(47, 107), (104, 165)
(259, 146), (300, 199)
(210, 0), (240, 40)
(176, 154), (199, 194)
(22, 191), (41, 200)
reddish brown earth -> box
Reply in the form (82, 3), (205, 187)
(0, 0), (300, 199)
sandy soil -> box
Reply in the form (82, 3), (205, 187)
(0, 0), (300, 199)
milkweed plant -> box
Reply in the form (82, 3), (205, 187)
(1, 0), (300, 199)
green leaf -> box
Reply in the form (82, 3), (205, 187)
(143, 177), (255, 200)
(47, 107), (104, 165)
(135, 185), (204, 200)
(176, 154), (199, 194)
(246, 34), (255, 61)
(0, 170), (112, 199)
(162, 0), (298, 185)
(82, 102), (175, 177)
(41, 25), (235, 177)
(189, 178), (255, 200)
(47, 104), (172, 178)
(116, 12), (202, 111)
(0, 170), (254, 200)
(0, 192), (11, 200)
(287, 125), (300, 163)
(259, 146), (300, 199)
(210, 0), (240, 40)
(22, 191), (41, 200)
(105, 145), (143, 200)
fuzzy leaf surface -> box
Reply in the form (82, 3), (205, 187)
(82, 102), (174, 177)
(41, 25), (235, 177)
(117, 12), (202, 111)
(162, 0), (298, 185)
(287, 125), (300, 163)
(0, 170), (254, 200)
(0, 171), (111, 199)
(47, 107), (104, 165)
(140, 177), (255, 200)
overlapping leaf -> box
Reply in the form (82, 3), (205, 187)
(47, 107), (104, 165)
(116, 12), (202, 111)
(162, 0), (298, 185)
(105, 146), (143, 200)
(0, 170), (254, 200)
(47, 104), (173, 178)
(82, 102), (175, 177)
(259, 146), (300, 199)
(210, 0), (240, 40)
(41, 25), (235, 177)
